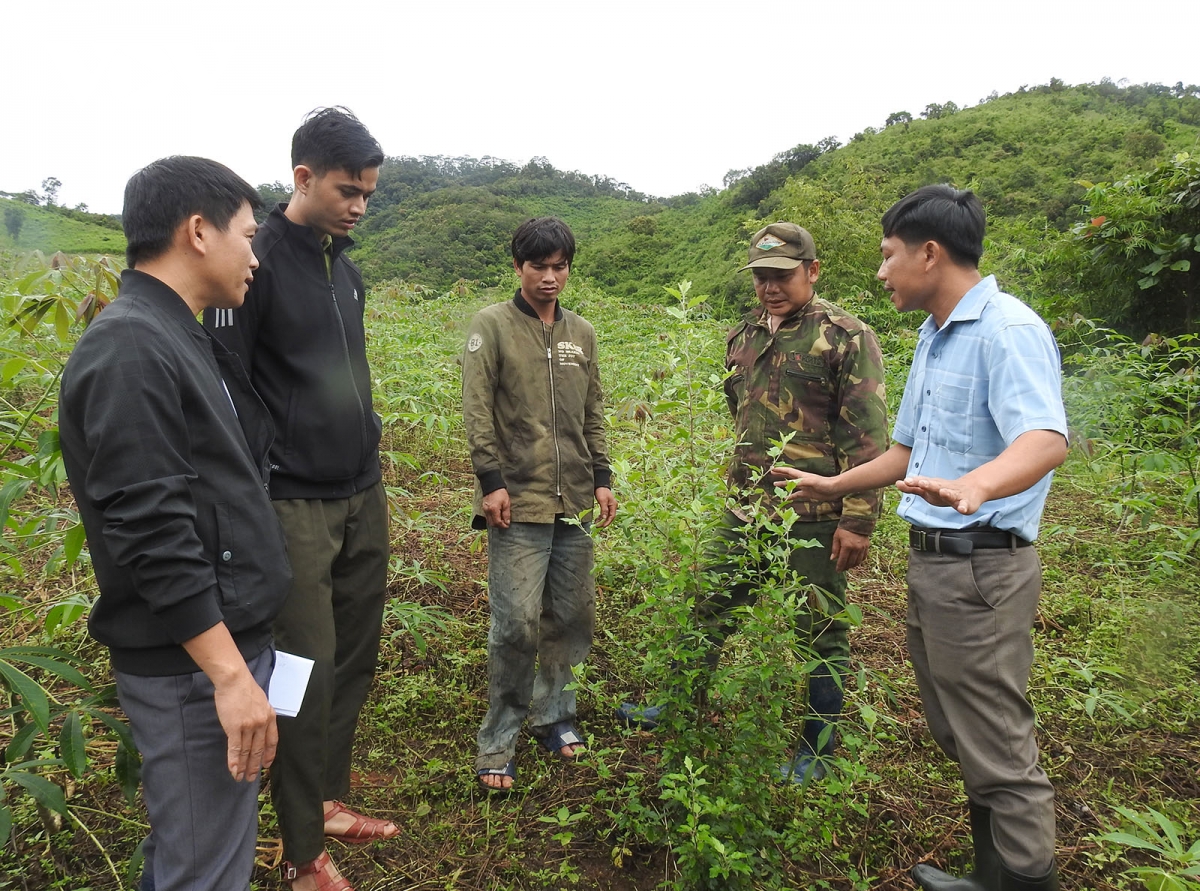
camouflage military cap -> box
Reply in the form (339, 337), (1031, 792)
(739, 222), (817, 271)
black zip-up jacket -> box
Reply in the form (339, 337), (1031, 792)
(204, 205), (382, 500)
(60, 270), (292, 676)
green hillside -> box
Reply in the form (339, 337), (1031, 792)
(0, 198), (125, 256)
(350, 155), (655, 290)
(6, 79), (1195, 333)
(352, 80), (1200, 329)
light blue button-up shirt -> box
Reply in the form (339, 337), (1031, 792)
(892, 275), (1068, 542)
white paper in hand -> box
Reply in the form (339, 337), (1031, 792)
(268, 651), (314, 717)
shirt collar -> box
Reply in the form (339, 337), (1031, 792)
(746, 294), (820, 330)
(512, 288), (563, 321)
(920, 274), (997, 336)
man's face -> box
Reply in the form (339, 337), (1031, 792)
(515, 251), (570, 309)
(300, 166), (379, 238)
(752, 261), (820, 320)
(206, 202), (259, 309)
(877, 235), (928, 312)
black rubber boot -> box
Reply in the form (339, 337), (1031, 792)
(780, 664), (844, 783)
(999, 861), (1059, 891)
(912, 805), (1001, 891)
(800, 663), (844, 758)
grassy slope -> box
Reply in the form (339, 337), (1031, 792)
(0, 198), (126, 257)
(585, 84), (1200, 309)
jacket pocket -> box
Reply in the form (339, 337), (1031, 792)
(780, 357), (834, 441)
(281, 385), (366, 481)
(213, 502), (237, 605)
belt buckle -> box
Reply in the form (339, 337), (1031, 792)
(914, 529), (928, 551)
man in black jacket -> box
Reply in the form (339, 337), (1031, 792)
(205, 108), (393, 890)
(60, 156), (291, 891)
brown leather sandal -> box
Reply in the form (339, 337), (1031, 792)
(282, 850), (353, 891)
(323, 800), (399, 844)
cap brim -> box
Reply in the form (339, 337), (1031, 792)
(738, 256), (808, 272)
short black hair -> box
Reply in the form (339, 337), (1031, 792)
(122, 156), (261, 268)
(291, 107), (384, 177)
(511, 217), (576, 267)
(881, 184), (985, 268)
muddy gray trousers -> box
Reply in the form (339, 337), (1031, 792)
(476, 519), (595, 770)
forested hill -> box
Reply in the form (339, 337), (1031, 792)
(4, 80), (1196, 334)
(348, 79), (1200, 332)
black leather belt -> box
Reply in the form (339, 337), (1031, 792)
(909, 526), (1030, 555)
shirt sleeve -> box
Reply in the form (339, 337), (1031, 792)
(833, 325), (889, 536)
(986, 321), (1069, 443)
(461, 311), (505, 494)
(63, 319), (224, 642)
(583, 323), (612, 490)
(891, 350), (922, 449)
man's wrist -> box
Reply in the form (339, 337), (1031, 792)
(837, 517), (876, 537)
(478, 470), (505, 495)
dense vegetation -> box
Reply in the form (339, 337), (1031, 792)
(1, 79), (1199, 890)
(346, 79), (1200, 333)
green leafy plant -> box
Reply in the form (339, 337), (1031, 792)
(597, 282), (878, 889)
(0, 643), (139, 845)
(382, 598), (453, 660)
(0, 253), (135, 853)
(1095, 805), (1200, 891)
(538, 803), (590, 847)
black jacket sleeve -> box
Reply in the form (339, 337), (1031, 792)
(63, 316), (225, 643)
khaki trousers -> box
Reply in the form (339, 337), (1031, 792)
(907, 544), (1056, 875)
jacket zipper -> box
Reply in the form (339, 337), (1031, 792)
(329, 281), (369, 450)
(543, 322), (562, 498)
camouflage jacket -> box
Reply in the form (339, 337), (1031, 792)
(724, 296), (888, 535)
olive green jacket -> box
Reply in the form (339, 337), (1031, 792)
(724, 296), (888, 535)
(462, 291), (612, 529)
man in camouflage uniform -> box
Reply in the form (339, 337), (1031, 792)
(619, 222), (888, 782)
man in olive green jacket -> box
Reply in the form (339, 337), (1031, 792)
(462, 217), (616, 792)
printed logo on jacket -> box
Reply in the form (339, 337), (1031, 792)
(557, 342), (585, 367)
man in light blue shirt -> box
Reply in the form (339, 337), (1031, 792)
(778, 185), (1066, 891)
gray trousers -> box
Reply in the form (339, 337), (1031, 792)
(269, 481), (390, 863)
(907, 545), (1056, 875)
(116, 647), (274, 891)
(476, 520), (595, 770)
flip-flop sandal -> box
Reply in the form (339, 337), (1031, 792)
(534, 721), (586, 759)
(323, 800), (398, 844)
(476, 759), (516, 793)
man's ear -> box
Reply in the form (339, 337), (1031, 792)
(513, 257), (522, 273)
(921, 240), (942, 270)
(293, 165), (316, 194)
(806, 259), (820, 283)
(179, 214), (206, 257)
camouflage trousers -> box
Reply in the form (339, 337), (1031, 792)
(695, 512), (850, 668)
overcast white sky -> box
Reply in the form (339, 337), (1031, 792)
(5, 0), (1198, 214)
